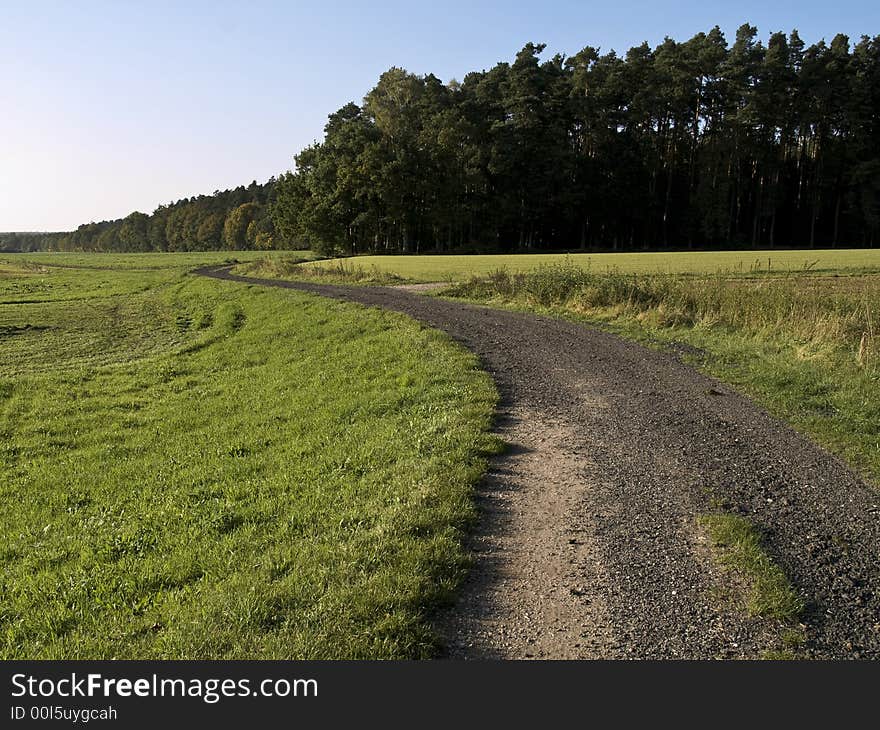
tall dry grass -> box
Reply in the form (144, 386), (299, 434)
(242, 257), (405, 285)
(450, 263), (880, 369)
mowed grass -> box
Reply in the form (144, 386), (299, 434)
(294, 249), (880, 282)
(0, 254), (498, 659)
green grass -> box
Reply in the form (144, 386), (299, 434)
(698, 514), (803, 624)
(285, 249), (880, 282)
(0, 253), (498, 659)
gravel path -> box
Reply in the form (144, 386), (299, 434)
(196, 266), (880, 659)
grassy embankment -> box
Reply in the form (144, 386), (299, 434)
(0, 253), (498, 659)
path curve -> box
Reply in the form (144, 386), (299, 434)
(195, 266), (880, 659)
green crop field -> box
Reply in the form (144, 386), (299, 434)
(0, 253), (497, 659)
(297, 249), (880, 282)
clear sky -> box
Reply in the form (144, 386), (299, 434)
(2, 0), (877, 231)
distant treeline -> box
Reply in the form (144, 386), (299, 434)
(9, 24), (880, 255)
(1, 179), (302, 253)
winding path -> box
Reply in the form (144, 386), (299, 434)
(196, 266), (880, 659)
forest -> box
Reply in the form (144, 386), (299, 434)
(5, 24), (879, 254)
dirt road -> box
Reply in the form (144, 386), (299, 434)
(196, 266), (880, 659)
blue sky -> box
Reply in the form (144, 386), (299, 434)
(2, 1), (878, 231)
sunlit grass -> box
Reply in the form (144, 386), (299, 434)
(5, 250), (308, 271)
(0, 253), (498, 659)
(287, 249), (880, 282)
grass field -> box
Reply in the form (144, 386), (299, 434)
(0, 253), (497, 659)
(288, 249), (880, 282)
(5, 247), (878, 659)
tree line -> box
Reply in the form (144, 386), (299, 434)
(7, 24), (879, 255)
(1, 179), (298, 253)
(275, 24), (880, 254)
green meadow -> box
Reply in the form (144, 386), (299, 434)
(0, 253), (497, 659)
(295, 249), (880, 282)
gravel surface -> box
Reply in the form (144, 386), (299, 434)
(197, 266), (880, 659)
